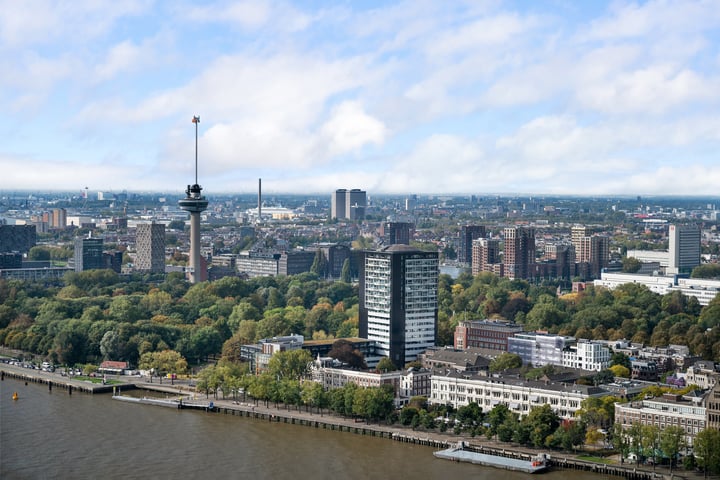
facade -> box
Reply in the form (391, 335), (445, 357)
(471, 238), (501, 276)
(503, 227), (535, 280)
(359, 245), (439, 367)
(458, 225), (486, 265)
(594, 272), (720, 306)
(668, 224), (701, 275)
(313, 243), (351, 279)
(0, 225), (36, 253)
(615, 393), (706, 446)
(331, 189), (367, 220)
(706, 382), (720, 432)
(545, 243), (575, 281)
(509, 333), (567, 368)
(430, 370), (609, 419)
(382, 222), (414, 246)
(453, 320), (524, 351)
(561, 340), (611, 371)
(236, 251), (280, 277)
(135, 222), (166, 273)
(279, 250), (315, 276)
(50, 208), (66, 229)
(74, 237), (104, 272)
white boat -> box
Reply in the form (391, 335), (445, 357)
(433, 442), (549, 474)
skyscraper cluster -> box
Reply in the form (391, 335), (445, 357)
(331, 189), (367, 220)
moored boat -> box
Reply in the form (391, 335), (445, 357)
(433, 442), (548, 474)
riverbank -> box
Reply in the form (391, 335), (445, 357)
(0, 363), (702, 480)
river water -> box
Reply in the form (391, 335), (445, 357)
(1, 377), (615, 479)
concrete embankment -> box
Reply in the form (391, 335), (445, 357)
(1, 367), (125, 394)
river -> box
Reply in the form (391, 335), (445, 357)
(0, 377), (617, 479)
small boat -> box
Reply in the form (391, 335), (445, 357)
(434, 442), (548, 474)
(12, 391), (18, 400)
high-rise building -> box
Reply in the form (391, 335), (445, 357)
(458, 225), (486, 265)
(331, 188), (367, 220)
(471, 237), (500, 276)
(331, 189), (347, 220)
(0, 225), (36, 253)
(135, 222), (166, 273)
(74, 236), (104, 272)
(571, 225), (608, 279)
(382, 222), (414, 245)
(178, 115), (209, 284)
(668, 224), (701, 275)
(50, 208), (67, 229)
(359, 245), (438, 367)
(503, 227), (535, 280)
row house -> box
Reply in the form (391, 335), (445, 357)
(615, 392), (706, 446)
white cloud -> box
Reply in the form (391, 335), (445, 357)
(320, 101), (387, 156)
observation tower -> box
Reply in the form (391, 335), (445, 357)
(178, 115), (209, 284)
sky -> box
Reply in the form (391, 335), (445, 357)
(2, 0), (720, 197)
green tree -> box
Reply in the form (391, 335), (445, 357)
(489, 352), (523, 372)
(694, 428), (720, 476)
(659, 425), (686, 472)
(376, 357), (398, 372)
(267, 349), (312, 381)
(622, 257), (642, 273)
(138, 349), (188, 375)
(340, 259), (351, 283)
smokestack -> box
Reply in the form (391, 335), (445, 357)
(258, 178), (262, 224)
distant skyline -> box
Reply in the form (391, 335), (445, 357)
(3, 1), (720, 196)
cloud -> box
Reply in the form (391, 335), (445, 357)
(320, 101), (387, 156)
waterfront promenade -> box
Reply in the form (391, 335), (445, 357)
(0, 363), (703, 480)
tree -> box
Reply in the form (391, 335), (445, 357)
(310, 249), (328, 278)
(659, 425), (686, 472)
(139, 350), (188, 375)
(376, 357), (397, 372)
(28, 246), (52, 261)
(522, 404), (560, 448)
(489, 352), (522, 372)
(340, 259), (351, 283)
(267, 349), (312, 381)
(328, 339), (367, 369)
(694, 428), (720, 476)
(609, 364), (630, 378)
(622, 257), (642, 273)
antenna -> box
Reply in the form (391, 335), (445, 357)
(192, 116), (200, 185)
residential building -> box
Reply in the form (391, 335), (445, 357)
(453, 320), (524, 351)
(135, 222), (165, 273)
(430, 370), (609, 419)
(458, 225), (486, 265)
(279, 250), (315, 276)
(561, 340), (611, 371)
(509, 332), (567, 368)
(50, 208), (66, 229)
(382, 222), (414, 245)
(420, 347), (491, 373)
(359, 245), (438, 367)
(471, 237), (501, 276)
(615, 392), (706, 447)
(503, 227), (535, 280)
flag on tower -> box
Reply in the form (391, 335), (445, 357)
(192, 116), (200, 123)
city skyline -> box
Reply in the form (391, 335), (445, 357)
(3, 1), (720, 196)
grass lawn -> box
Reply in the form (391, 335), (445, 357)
(76, 376), (123, 385)
(576, 455), (615, 464)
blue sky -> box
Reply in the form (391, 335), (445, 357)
(3, 0), (720, 196)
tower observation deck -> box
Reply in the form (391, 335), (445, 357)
(178, 115), (208, 283)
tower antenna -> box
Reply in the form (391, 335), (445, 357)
(192, 115), (200, 185)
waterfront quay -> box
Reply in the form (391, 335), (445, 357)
(0, 364), (694, 480)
